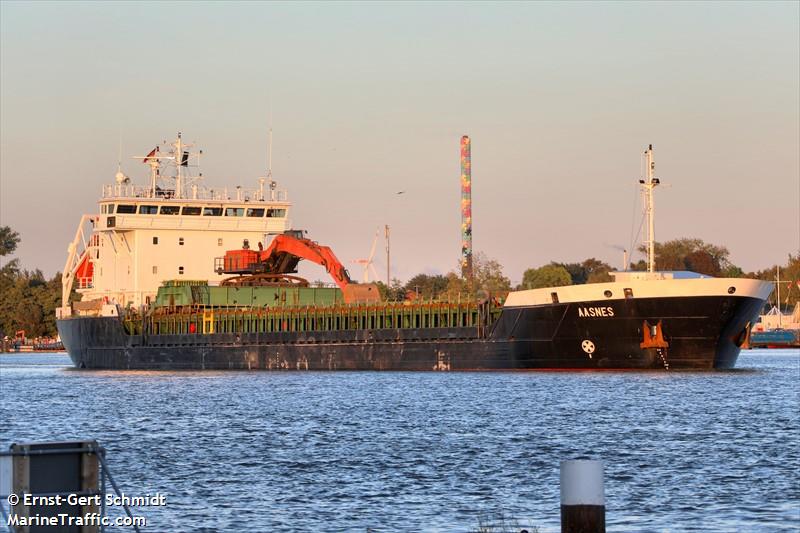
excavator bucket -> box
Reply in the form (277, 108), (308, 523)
(342, 283), (381, 304)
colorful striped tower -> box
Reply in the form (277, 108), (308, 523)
(460, 135), (472, 279)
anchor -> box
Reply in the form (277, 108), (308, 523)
(640, 320), (669, 349)
(736, 321), (752, 349)
(641, 320), (670, 369)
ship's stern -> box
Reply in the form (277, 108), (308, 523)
(56, 304), (129, 369)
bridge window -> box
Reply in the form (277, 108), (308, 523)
(182, 206), (202, 215)
(218, 238), (223, 246)
(139, 205), (158, 215)
(116, 204), (136, 214)
(152, 266), (157, 274)
(246, 208), (265, 217)
(203, 207), (223, 216)
(178, 266), (184, 275)
(225, 207), (245, 217)
(152, 237), (158, 245)
(550, 292), (559, 304)
(266, 208), (286, 218)
(179, 237), (184, 246)
(160, 206), (180, 215)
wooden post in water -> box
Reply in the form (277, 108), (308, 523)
(560, 459), (605, 533)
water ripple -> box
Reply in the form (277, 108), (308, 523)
(1, 350), (798, 531)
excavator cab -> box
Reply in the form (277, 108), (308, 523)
(281, 229), (305, 239)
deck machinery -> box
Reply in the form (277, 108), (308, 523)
(213, 230), (381, 304)
(141, 230), (495, 343)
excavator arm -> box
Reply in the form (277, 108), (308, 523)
(258, 234), (353, 291)
(219, 231), (380, 303)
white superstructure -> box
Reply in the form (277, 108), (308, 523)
(58, 134), (291, 315)
(504, 273), (773, 307)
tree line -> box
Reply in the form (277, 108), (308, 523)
(375, 239), (799, 308)
(1, 226), (67, 339)
(0, 224), (797, 340)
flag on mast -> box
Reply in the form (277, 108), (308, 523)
(143, 147), (158, 163)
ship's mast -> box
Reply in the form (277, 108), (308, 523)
(260, 117), (276, 201)
(175, 132), (183, 198)
(157, 133), (201, 199)
(639, 144), (660, 273)
(148, 150), (160, 198)
(267, 127), (274, 200)
(268, 127), (273, 181)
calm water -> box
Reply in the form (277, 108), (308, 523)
(1, 350), (798, 532)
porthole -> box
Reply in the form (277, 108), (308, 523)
(604, 290), (613, 298)
(728, 286), (736, 294)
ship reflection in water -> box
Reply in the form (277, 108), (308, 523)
(1, 350), (798, 531)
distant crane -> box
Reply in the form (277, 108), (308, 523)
(353, 229), (380, 283)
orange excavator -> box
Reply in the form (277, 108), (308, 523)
(215, 230), (381, 303)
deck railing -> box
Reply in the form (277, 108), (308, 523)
(101, 184), (288, 203)
(123, 300), (502, 338)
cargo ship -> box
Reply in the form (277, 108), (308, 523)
(56, 140), (773, 370)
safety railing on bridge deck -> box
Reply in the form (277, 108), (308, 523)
(102, 183), (289, 203)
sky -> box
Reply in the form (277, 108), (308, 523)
(1, 1), (798, 285)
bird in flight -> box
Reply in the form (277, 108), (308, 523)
(396, 191), (406, 195)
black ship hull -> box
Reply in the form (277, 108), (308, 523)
(57, 294), (763, 371)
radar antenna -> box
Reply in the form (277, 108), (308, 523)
(135, 134), (203, 199)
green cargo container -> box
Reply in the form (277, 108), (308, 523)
(154, 281), (344, 309)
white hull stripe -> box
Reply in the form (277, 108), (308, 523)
(504, 278), (773, 308)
